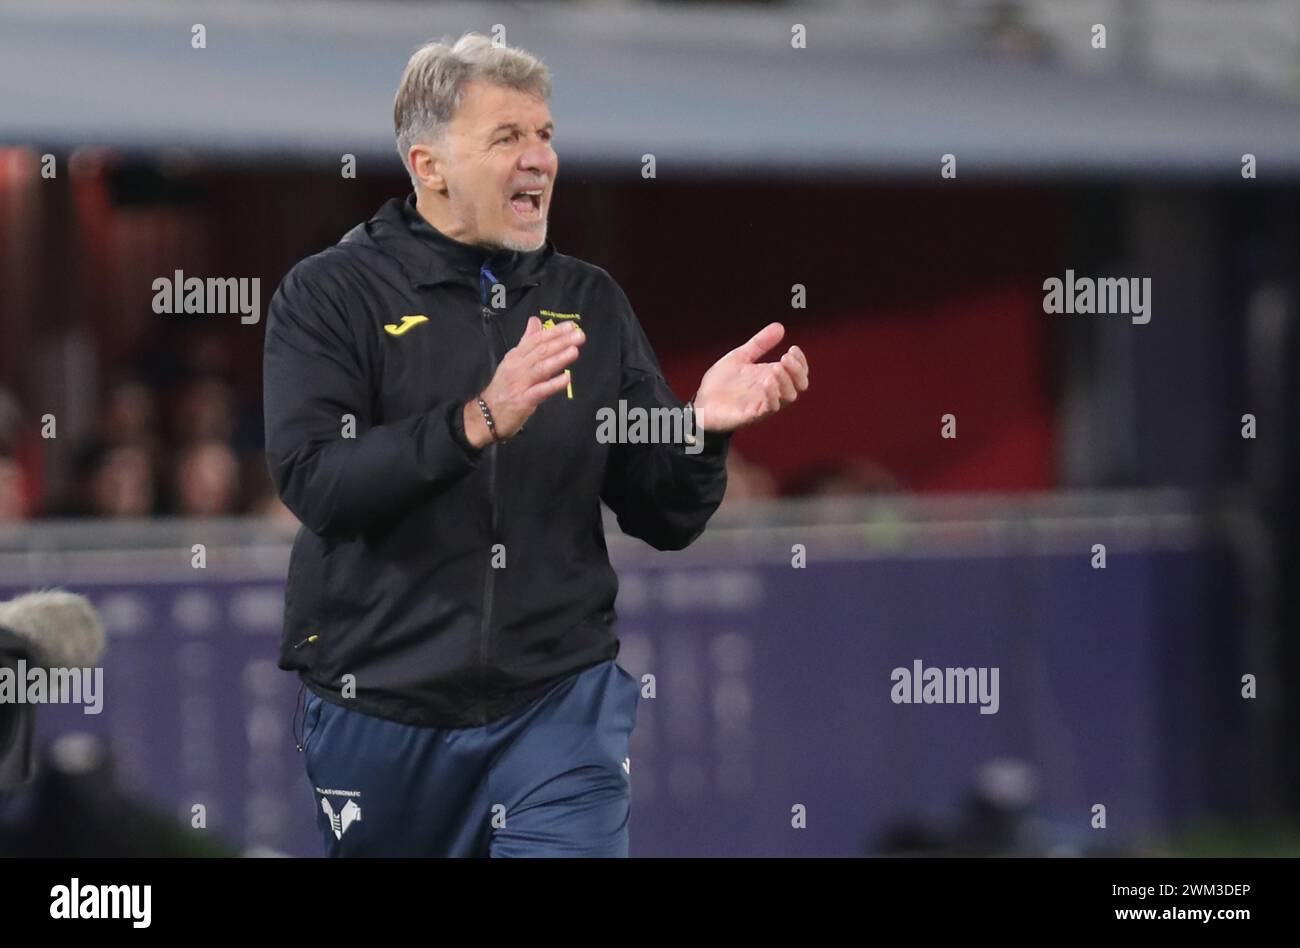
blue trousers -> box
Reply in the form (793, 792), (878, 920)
(300, 659), (640, 857)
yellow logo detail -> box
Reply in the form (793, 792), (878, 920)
(384, 315), (429, 336)
(540, 314), (577, 399)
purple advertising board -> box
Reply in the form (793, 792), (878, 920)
(1, 516), (1246, 857)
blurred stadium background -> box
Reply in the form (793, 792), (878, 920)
(2, 0), (1300, 856)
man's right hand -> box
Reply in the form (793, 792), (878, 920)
(463, 316), (585, 448)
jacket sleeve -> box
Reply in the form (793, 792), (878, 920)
(599, 279), (731, 551)
(263, 259), (482, 538)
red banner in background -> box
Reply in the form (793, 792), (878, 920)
(659, 282), (1055, 495)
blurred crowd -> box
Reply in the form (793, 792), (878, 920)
(0, 377), (895, 523)
(0, 377), (294, 523)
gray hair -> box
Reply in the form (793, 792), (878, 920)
(394, 33), (552, 189)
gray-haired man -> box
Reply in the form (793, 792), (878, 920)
(264, 33), (808, 857)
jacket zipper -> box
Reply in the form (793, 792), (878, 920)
(478, 271), (503, 712)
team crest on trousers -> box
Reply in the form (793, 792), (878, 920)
(316, 786), (363, 839)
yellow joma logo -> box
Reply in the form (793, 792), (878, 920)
(384, 315), (428, 336)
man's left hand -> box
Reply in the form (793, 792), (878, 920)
(692, 322), (809, 433)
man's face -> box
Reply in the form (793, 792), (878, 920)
(429, 81), (557, 252)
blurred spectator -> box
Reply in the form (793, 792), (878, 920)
(71, 442), (157, 518)
(0, 388), (20, 456)
(170, 376), (235, 445)
(173, 439), (240, 517)
(101, 376), (160, 449)
(795, 458), (901, 496)
(720, 450), (778, 509)
(49, 373), (261, 519)
(242, 457), (297, 524)
(0, 456), (24, 521)
(0, 388), (31, 521)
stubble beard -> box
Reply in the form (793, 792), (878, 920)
(498, 220), (548, 253)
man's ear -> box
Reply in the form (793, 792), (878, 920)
(409, 143), (448, 194)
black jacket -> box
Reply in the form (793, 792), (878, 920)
(263, 195), (731, 727)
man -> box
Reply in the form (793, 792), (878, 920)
(263, 32), (809, 857)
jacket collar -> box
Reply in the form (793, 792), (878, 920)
(363, 193), (553, 293)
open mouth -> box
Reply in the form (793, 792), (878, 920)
(509, 189), (543, 220)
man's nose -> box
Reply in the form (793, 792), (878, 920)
(520, 139), (556, 175)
